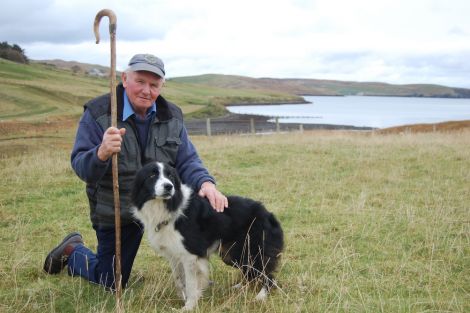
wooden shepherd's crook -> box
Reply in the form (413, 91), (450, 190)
(93, 9), (123, 312)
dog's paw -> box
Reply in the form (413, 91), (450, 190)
(181, 304), (195, 311)
(181, 299), (197, 311)
(176, 289), (186, 301)
(254, 287), (268, 301)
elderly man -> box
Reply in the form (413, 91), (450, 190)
(44, 54), (228, 289)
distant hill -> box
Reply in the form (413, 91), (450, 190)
(32, 59), (470, 98)
(172, 74), (470, 98)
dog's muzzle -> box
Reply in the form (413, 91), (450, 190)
(162, 183), (174, 197)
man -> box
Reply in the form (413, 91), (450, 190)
(44, 54), (228, 289)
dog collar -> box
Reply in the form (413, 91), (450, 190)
(155, 220), (169, 232)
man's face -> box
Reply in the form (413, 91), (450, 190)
(122, 71), (163, 117)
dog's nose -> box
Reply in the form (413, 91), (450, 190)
(163, 183), (173, 192)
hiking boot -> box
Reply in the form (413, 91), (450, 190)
(44, 232), (83, 274)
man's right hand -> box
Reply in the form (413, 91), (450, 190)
(97, 127), (126, 161)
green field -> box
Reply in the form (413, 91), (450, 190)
(0, 59), (107, 121)
(0, 128), (468, 312)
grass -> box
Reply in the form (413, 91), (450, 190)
(0, 128), (469, 312)
(0, 58), (109, 121)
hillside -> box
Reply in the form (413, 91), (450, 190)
(0, 58), (300, 125)
(0, 58), (108, 121)
(33, 59), (113, 77)
(172, 74), (470, 98)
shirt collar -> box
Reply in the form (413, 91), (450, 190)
(123, 90), (157, 121)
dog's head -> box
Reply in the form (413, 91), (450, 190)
(131, 162), (182, 210)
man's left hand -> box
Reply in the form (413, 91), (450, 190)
(198, 182), (228, 212)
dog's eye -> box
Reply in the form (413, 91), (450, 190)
(148, 174), (156, 179)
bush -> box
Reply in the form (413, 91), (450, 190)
(0, 41), (29, 64)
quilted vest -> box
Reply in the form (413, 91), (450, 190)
(84, 84), (183, 227)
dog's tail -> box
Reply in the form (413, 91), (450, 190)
(219, 199), (284, 298)
(260, 212), (284, 278)
(248, 210), (284, 301)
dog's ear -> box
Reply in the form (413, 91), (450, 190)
(165, 164), (181, 187)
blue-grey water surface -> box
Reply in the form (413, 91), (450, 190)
(227, 96), (470, 128)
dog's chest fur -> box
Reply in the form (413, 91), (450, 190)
(133, 200), (189, 260)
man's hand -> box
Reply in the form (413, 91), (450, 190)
(198, 182), (228, 212)
(97, 127), (126, 161)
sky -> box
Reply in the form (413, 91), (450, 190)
(1, 0), (469, 88)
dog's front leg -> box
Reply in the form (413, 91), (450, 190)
(196, 258), (210, 291)
(181, 256), (201, 311)
(169, 258), (186, 300)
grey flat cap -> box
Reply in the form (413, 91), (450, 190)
(128, 54), (165, 78)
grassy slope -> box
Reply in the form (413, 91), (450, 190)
(0, 59), (108, 121)
(172, 74), (470, 97)
(0, 129), (469, 313)
(0, 59), (301, 123)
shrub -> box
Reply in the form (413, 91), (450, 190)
(0, 41), (29, 64)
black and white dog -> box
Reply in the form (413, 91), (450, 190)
(131, 162), (284, 310)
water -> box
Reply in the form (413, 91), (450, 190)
(227, 96), (470, 128)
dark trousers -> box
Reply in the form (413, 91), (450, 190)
(67, 222), (144, 290)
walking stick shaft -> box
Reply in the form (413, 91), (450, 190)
(94, 9), (123, 312)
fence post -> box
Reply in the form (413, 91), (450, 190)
(250, 118), (255, 134)
(299, 124), (304, 133)
(206, 118), (212, 136)
(276, 117), (280, 133)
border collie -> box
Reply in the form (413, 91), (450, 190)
(131, 162), (284, 310)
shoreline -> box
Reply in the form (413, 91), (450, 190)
(186, 114), (470, 136)
(226, 99), (310, 106)
(185, 113), (375, 135)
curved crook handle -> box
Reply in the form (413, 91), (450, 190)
(94, 9), (117, 44)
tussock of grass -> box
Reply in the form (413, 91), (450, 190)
(0, 130), (469, 312)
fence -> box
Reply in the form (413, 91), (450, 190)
(185, 117), (303, 136)
(185, 116), (372, 136)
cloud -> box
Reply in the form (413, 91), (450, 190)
(0, 1), (92, 43)
(1, 0), (469, 87)
(0, 0), (169, 43)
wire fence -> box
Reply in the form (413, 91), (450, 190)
(185, 116), (374, 136)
